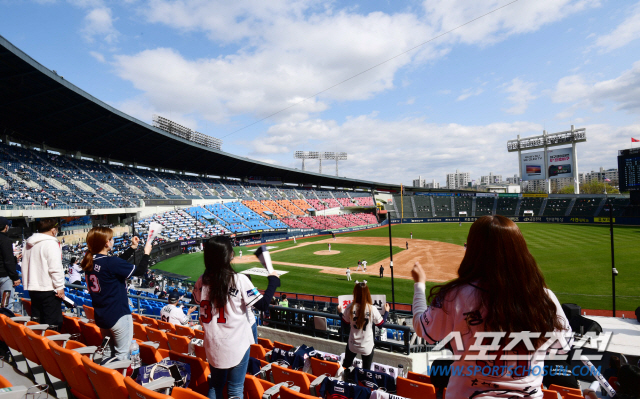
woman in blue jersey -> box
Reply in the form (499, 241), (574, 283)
(81, 227), (152, 360)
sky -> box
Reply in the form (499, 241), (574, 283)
(2, 0), (640, 186)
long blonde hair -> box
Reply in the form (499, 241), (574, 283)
(81, 227), (113, 272)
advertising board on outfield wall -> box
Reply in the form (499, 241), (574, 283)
(390, 216), (639, 225)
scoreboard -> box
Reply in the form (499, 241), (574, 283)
(618, 148), (640, 191)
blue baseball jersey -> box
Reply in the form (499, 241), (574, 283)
(319, 377), (372, 399)
(86, 253), (136, 329)
(354, 368), (397, 393)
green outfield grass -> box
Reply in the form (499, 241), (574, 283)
(269, 243), (404, 268)
(154, 222), (640, 311)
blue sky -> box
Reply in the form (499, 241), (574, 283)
(2, 0), (640, 186)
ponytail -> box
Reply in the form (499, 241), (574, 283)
(353, 282), (372, 330)
(81, 227), (114, 272)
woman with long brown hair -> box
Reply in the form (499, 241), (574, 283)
(81, 227), (152, 360)
(338, 281), (390, 371)
(412, 215), (571, 398)
(192, 236), (280, 399)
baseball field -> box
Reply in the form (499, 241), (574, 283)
(154, 222), (640, 312)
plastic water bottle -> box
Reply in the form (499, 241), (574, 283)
(129, 340), (141, 369)
(398, 364), (405, 378)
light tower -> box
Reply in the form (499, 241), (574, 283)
(294, 151), (319, 171)
(322, 152), (348, 177)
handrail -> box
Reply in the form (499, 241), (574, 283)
(63, 283), (418, 354)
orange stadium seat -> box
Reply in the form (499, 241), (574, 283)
(280, 385), (317, 399)
(83, 305), (95, 320)
(193, 329), (204, 340)
(124, 376), (170, 399)
(49, 340), (99, 399)
(146, 327), (170, 350)
(271, 364), (312, 395)
(132, 313), (144, 323)
(62, 315), (83, 338)
(309, 357), (340, 377)
(258, 337), (274, 350)
(141, 316), (159, 328)
(167, 333), (191, 354)
(169, 350), (211, 396)
(244, 374), (275, 399)
(79, 320), (104, 347)
(396, 376), (436, 399)
(175, 324), (195, 337)
(542, 389), (559, 399)
(171, 387), (209, 399)
(20, 299), (32, 316)
(548, 384), (583, 398)
(262, 200), (292, 218)
(0, 374), (11, 388)
(24, 328), (68, 384)
(82, 355), (129, 399)
(139, 342), (168, 365)
(407, 371), (431, 385)
(157, 320), (177, 333)
(133, 322), (149, 341)
(250, 343), (267, 361)
(274, 341), (294, 351)
(193, 343), (207, 362)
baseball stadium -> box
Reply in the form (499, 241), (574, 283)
(2, 7), (640, 399)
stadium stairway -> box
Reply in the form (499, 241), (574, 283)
(471, 198), (477, 216)
(539, 198), (548, 215)
(491, 197), (498, 215)
(564, 198), (577, 216)
(429, 197), (436, 217)
(410, 197), (417, 217)
(594, 197), (608, 216)
(514, 199), (522, 215)
(450, 197), (455, 217)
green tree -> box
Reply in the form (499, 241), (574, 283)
(580, 180), (619, 194)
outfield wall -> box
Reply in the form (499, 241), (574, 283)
(388, 216), (640, 225)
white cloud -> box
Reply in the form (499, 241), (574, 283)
(247, 114), (542, 184)
(112, 0), (598, 125)
(502, 78), (536, 114)
(82, 7), (119, 43)
(553, 60), (640, 113)
(422, 0), (601, 46)
(89, 51), (105, 63)
(592, 2), (640, 52)
(457, 87), (484, 101)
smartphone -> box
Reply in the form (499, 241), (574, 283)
(169, 364), (184, 387)
(100, 337), (110, 351)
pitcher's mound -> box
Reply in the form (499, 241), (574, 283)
(314, 250), (340, 255)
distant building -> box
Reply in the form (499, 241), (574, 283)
(480, 173), (502, 185)
(446, 170), (470, 189)
(506, 174), (520, 185)
(413, 176), (425, 188)
(425, 179), (440, 189)
(583, 167), (618, 184)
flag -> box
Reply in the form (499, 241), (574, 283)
(633, 138), (640, 142)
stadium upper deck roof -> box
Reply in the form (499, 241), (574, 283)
(0, 35), (399, 191)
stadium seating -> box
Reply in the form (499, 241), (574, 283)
(544, 199), (571, 216)
(475, 197), (495, 216)
(413, 196), (432, 217)
(453, 197), (472, 216)
(598, 197), (629, 217)
(432, 197), (451, 217)
(82, 356), (130, 399)
(570, 197), (602, 216)
(519, 197), (544, 215)
(496, 197), (518, 216)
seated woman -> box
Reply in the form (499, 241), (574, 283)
(412, 215), (571, 399)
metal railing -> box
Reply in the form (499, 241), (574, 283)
(62, 283), (421, 354)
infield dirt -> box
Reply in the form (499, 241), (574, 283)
(233, 237), (462, 282)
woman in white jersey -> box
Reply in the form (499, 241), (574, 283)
(67, 257), (83, 286)
(412, 215), (571, 399)
(193, 236), (280, 399)
(338, 281), (389, 371)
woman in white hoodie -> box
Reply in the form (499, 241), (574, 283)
(22, 218), (65, 330)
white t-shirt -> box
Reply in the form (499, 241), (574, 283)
(343, 303), (383, 355)
(362, 261), (367, 268)
(160, 303), (189, 326)
(412, 283), (571, 399)
(68, 263), (83, 283)
(194, 274), (262, 368)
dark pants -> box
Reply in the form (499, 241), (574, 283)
(29, 291), (63, 330)
(342, 344), (374, 371)
(379, 271), (383, 278)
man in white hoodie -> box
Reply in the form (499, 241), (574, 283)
(22, 218), (64, 330)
